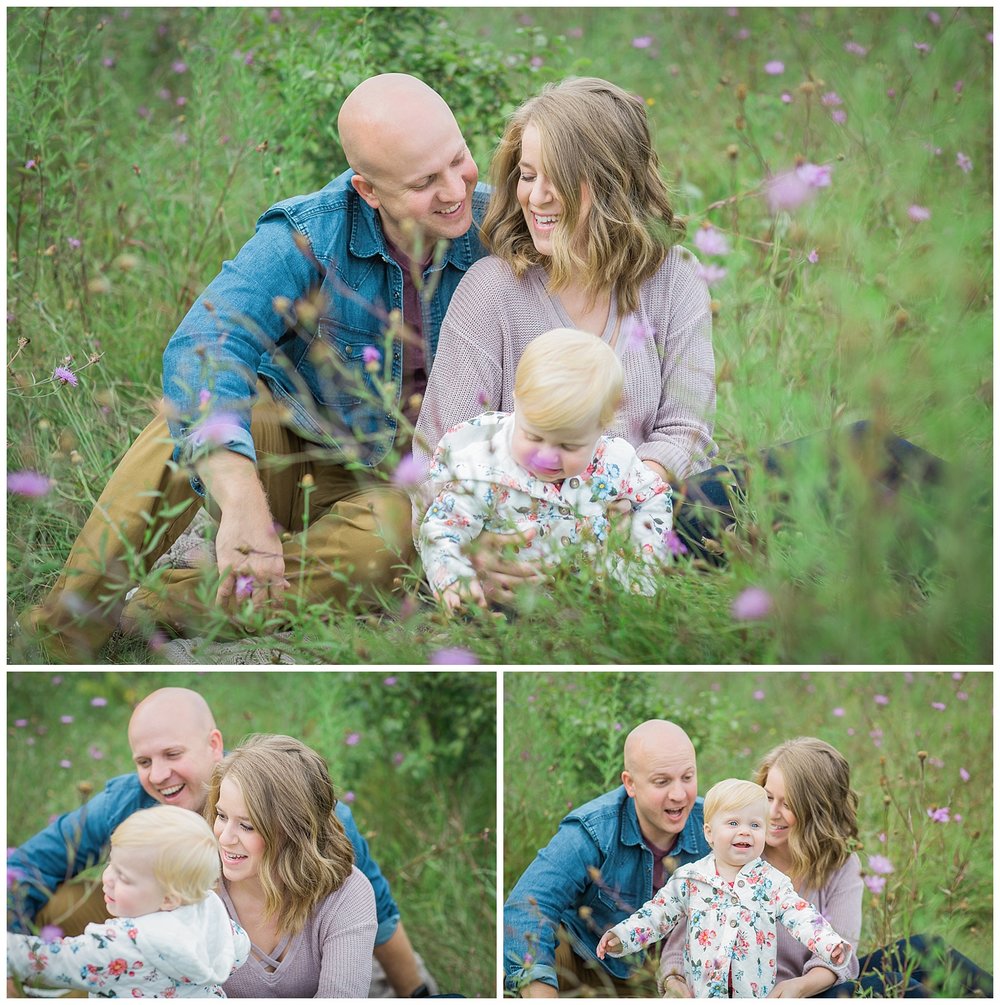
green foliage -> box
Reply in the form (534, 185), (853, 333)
(504, 670), (993, 986)
(6, 8), (993, 665)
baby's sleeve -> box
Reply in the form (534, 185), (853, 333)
(7, 922), (134, 993)
(774, 877), (853, 979)
(606, 873), (688, 957)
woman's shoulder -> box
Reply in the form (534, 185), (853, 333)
(313, 866), (377, 919)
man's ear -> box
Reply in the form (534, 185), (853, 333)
(351, 173), (380, 210)
(621, 770), (635, 797)
(209, 728), (224, 763)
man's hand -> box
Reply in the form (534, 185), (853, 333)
(595, 930), (622, 959)
(467, 528), (543, 605)
(196, 451), (290, 609)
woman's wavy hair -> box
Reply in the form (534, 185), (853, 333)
(204, 734), (354, 935)
(480, 76), (686, 315)
(753, 737), (859, 893)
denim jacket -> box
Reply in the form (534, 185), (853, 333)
(503, 786), (708, 992)
(7, 771), (401, 946)
(161, 170), (491, 488)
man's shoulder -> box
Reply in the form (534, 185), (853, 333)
(259, 169), (357, 227)
(563, 785), (629, 826)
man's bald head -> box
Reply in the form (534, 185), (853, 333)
(339, 73), (459, 181)
(623, 719), (695, 775)
(128, 688), (224, 813)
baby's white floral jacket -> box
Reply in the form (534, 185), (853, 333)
(7, 892), (250, 998)
(416, 412), (674, 596)
(607, 853), (851, 998)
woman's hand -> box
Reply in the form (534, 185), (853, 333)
(768, 974), (827, 998)
(662, 974), (694, 998)
(467, 528), (544, 605)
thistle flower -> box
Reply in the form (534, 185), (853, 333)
(956, 152), (972, 173)
(731, 586), (773, 621)
(764, 60), (785, 74)
(695, 262), (728, 286)
(868, 854), (894, 875)
(8, 471), (52, 498)
(345, 732), (361, 746)
(664, 529), (687, 556)
(392, 452), (426, 489)
(693, 225), (731, 256)
(844, 41), (869, 56)
(53, 365), (78, 387)
(234, 575), (255, 600)
(632, 36), (653, 48)
(807, 249), (820, 264)
(430, 647), (479, 665)
(908, 205), (931, 222)
(864, 875), (886, 894)
(927, 806), (950, 823)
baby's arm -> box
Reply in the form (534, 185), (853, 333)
(597, 874), (688, 958)
(7, 923), (131, 993)
(774, 883), (852, 969)
(621, 456), (674, 559)
(417, 484), (489, 611)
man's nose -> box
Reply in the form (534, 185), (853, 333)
(441, 168), (467, 205)
(149, 759), (171, 783)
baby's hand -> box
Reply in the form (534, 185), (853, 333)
(830, 942), (849, 965)
(595, 931), (623, 959)
(440, 579), (488, 614)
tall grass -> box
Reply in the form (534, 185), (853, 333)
(7, 8), (991, 664)
(6, 670), (497, 998)
(503, 669), (993, 992)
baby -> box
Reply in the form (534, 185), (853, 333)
(417, 327), (675, 610)
(7, 805), (250, 998)
(596, 779), (852, 998)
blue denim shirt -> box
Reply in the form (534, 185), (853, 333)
(161, 170), (491, 488)
(503, 786), (708, 992)
(7, 771), (401, 945)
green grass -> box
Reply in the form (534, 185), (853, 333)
(6, 8), (992, 664)
(6, 670), (497, 998)
(503, 669), (993, 991)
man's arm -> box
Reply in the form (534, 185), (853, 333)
(503, 818), (607, 996)
(7, 775), (149, 932)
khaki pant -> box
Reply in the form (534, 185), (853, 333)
(29, 383), (413, 661)
(553, 940), (660, 998)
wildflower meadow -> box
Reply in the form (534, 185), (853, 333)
(6, 669), (497, 997)
(504, 669), (993, 995)
(6, 8), (992, 664)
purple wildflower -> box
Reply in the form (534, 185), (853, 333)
(269, 8), (283, 22)
(731, 586), (773, 621)
(695, 262), (728, 286)
(832, 707), (845, 717)
(392, 752), (405, 766)
(736, 28), (750, 40)
(956, 152), (972, 173)
(343, 790), (355, 803)
(566, 27), (583, 38)
(844, 41), (869, 56)
(53, 365), (78, 387)
(664, 529), (688, 556)
(102, 56), (116, 69)
(234, 575), (255, 600)
(622, 317), (655, 352)
(821, 91), (843, 106)
(807, 249), (820, 264)
(60, 715), (74, 724)
(764, 60), (785, 74)
(137, 105), (151, 120)
(191, 412), (244, 448)
(931, 701), (946, 710)
(868, 854), (894, 875)
(765, 162), (832, 213)
(927, 806), (950, 823)
(89, 745), (104, 760)
(874, 694), (889, 705)
(914, 42), (931, 54)
(89, 697), (107, 709)
(171, 60), (188, 74)
(954, 80), (964, 95)
(781, 91), (793, 104)
(959, 767), (970, 782)
(39, 925), (64, 941)
(8, 471), (52, 498)
(864, 875), (886, 894)
(530, 56), (544, 69)
(59, 759), (72, 769)
(25, 159), (36, 170)
(752, 689), (766, 701)
(67, 237), (82, 249)
(430, 647), (479, 665)
(345, 732), (361, 746)
(927, 10), (941, 25)
(632, 36), (653, 49)
(908, 205), (931, 222)
(362, 345), (382, 366)
(391, 452), (426, 489)
(693, 225), (731, 256)
(384, 676), (398, 686)
(14, 719), (28, 728)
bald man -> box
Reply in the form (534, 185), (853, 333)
(503, 720), (710, 998)
(7, 687), (435, 996)
(26, 72), (490, 662)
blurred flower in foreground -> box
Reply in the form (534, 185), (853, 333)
(191, 412), (244, 448)
(632, 36), (653, 48)
(8, 471), (52, 498)
(664, 529), (687, 556)
(342, 790), (355, 803)
(731, 586), (773, 621)
(431, 647), (479, 665)
(693, 225), (731, 256)
(392, 452), (426, 489)
(908, 204), (931, 222)
(868, 854), (894, 875)
(864, 874), (886, 894)
(53, 365), (78, 386)
(696, 263), (728, 286)
(234, 575), (254, 600)
(39, 925), (64, 941)
(764, 60), (785, 74)
(765, 163), (832, 213)
(621, 317), (655, 352)
(807, 249), (820, 264)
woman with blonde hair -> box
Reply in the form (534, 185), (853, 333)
(204, 734), (377, 998)
(413, 76), (717, 601)
(658, 737), (992, 998)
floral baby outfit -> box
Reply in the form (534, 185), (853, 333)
(416, 411), (674, 596)
(606, 853), (851, 998)
(7, 891), (250, 998)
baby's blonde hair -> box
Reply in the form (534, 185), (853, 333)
(111, 805), (220, 906)
(514, 328), (623, 432)
(703, 778), (768, 822)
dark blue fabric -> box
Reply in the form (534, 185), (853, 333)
(817, 935), (993, 998)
